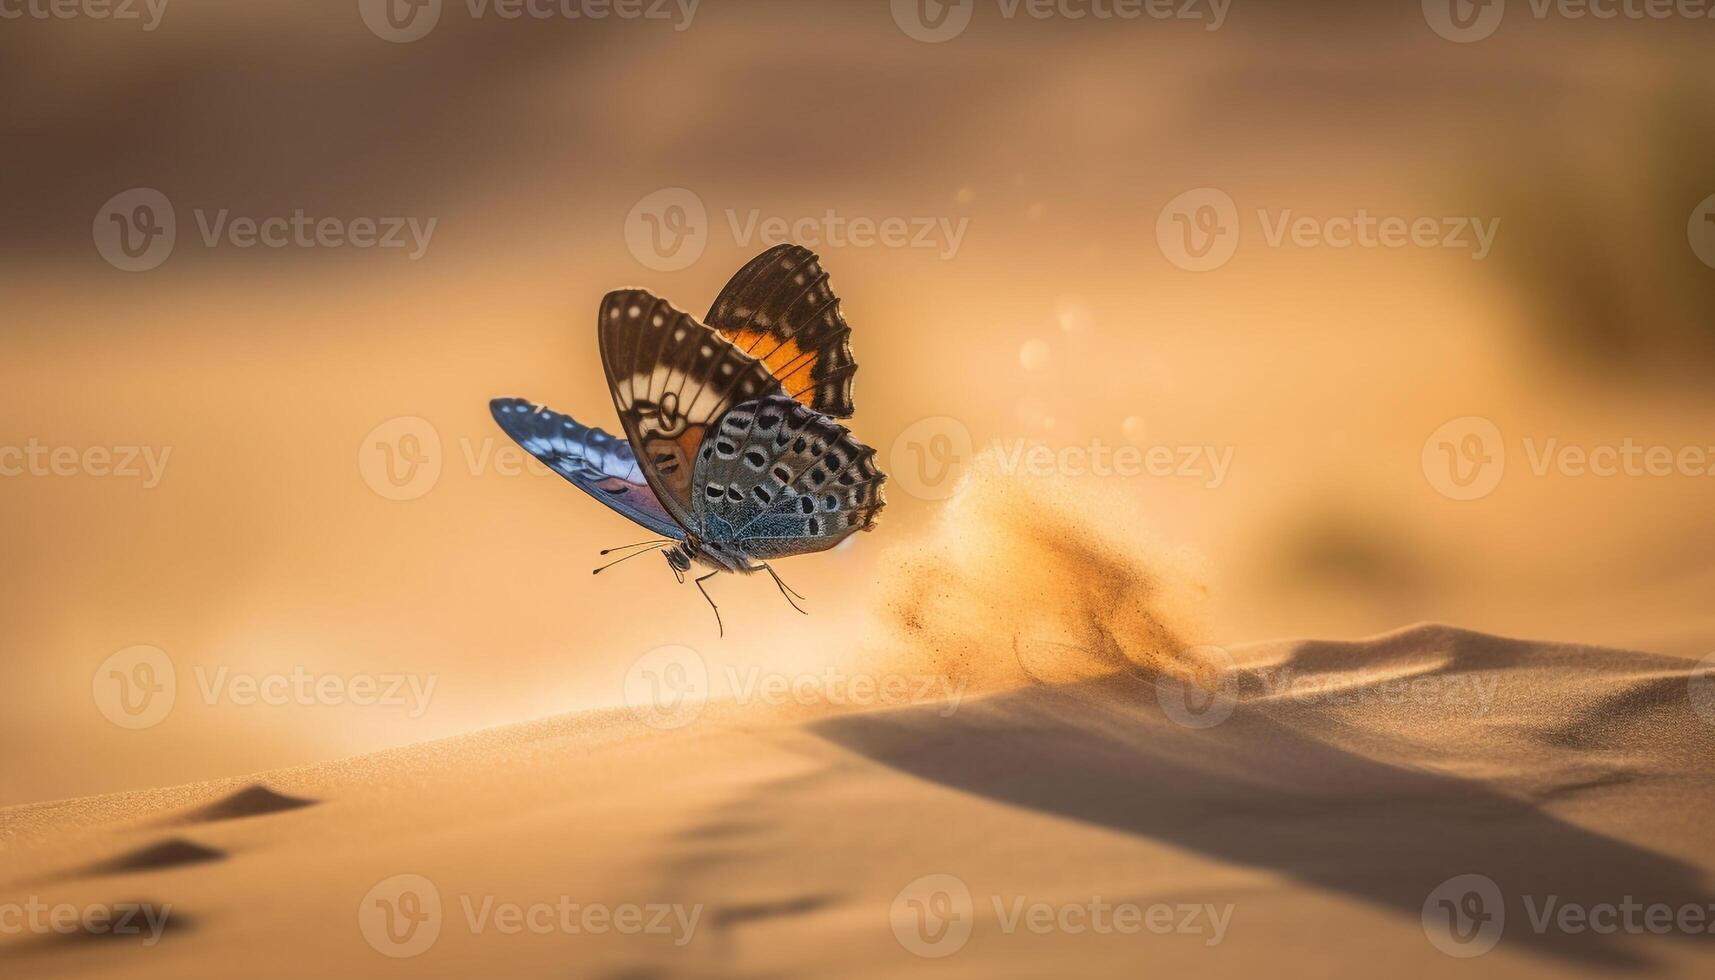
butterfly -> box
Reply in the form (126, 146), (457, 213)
(490, 244), (886, 634)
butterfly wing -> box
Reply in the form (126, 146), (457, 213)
(690, 395), (885, 561)
(597, 289), (785, 531)
(489, 397), (687, 541)
(705, 244), (858, 418)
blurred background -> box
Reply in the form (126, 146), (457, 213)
(3, 0), (1713, 807)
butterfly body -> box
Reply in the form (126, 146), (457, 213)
(490, 245), (884, 631)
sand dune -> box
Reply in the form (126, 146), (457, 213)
(2, 622), (1712, 978)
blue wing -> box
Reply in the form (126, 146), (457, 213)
(489, 398), (687, 541)
(690, 395), (885, 560)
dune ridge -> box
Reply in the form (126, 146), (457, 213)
(2, 618), (1711, 978)
(3, 480), (1713, 977)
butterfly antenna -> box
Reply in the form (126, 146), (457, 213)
(600, 538), (672, 556)
(593, 547), (664, 576)
(761, 563), (809, 615)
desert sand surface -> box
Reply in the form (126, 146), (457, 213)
(5, 615), (1713, 979)
(7, 7), (1715, 979)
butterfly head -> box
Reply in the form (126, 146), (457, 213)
(664, 541), (695, 579)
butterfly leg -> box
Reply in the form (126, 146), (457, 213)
(694, 572), (724, 637)
(761, 563), (809, 616)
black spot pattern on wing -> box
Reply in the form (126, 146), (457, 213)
(597, 289), (785, 531)
(691, 395), (885, 560)
(705, 245), (858, 418)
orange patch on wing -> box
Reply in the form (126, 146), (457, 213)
(641, 428), (702, 497)
(669, 427), (704, 492)
(722, 329), (819, 405)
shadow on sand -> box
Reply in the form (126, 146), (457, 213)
(811, 665), (1715, 971)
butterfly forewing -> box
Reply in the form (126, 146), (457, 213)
(597, 289), (785, 531)
(488, 398), (687, 541)
(691, 395), (885, 560)
(705, 245), (858, 418)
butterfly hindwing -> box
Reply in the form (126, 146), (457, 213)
(691, 395), (885, 560)
(705, 245), (858, 418)
(597, 289), (785, 531)
(489, 398), (687, 541)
